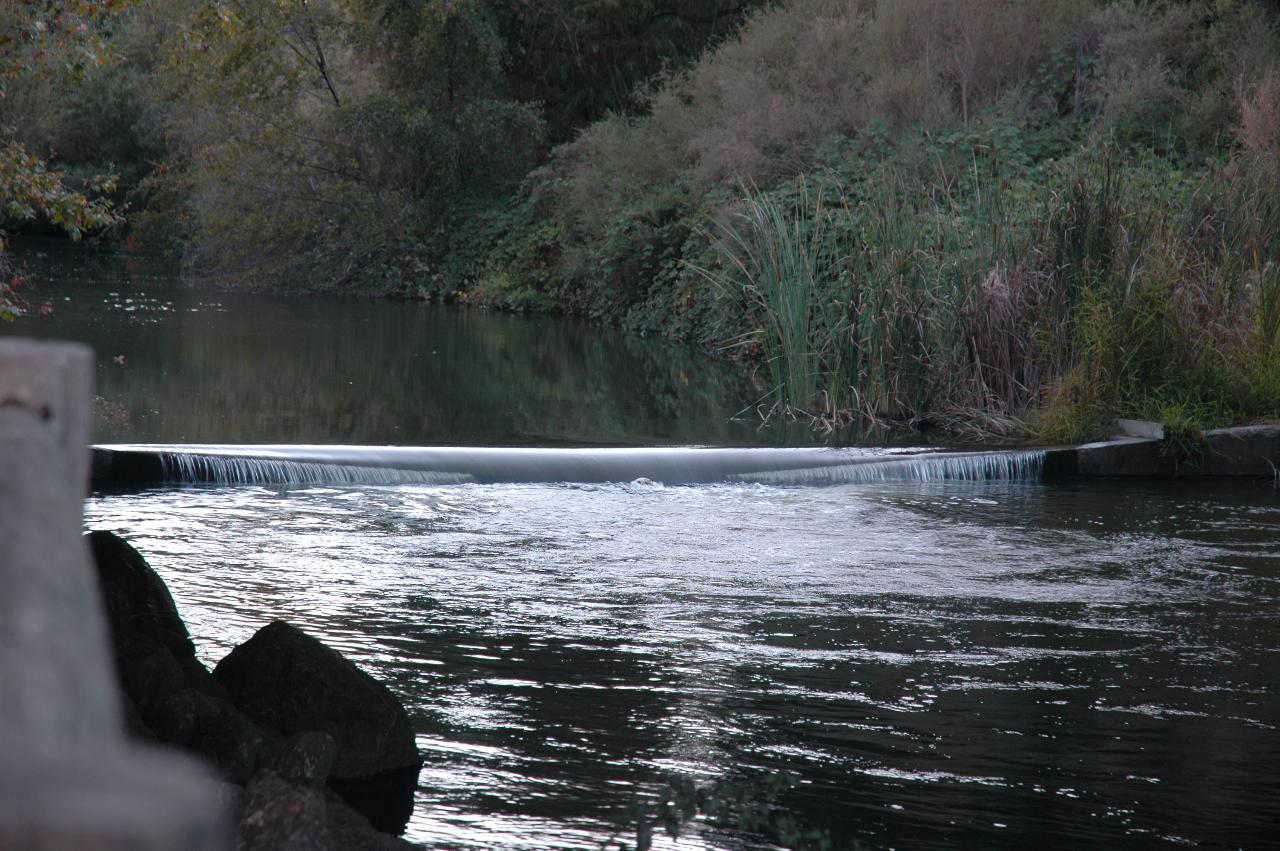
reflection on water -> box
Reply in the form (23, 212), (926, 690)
(86, 479), (1280, 849)
(2, 242), (786, 446)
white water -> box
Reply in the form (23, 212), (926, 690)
(730, 450), (1045, 485)
(163, 454), (474, 486)
(97, 444), (1047, 488)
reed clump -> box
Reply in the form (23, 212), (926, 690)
(699, 132), (1280, 440)
(693, 179), (835, 416)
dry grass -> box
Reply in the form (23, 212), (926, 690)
(1239, 71), (1280, 165)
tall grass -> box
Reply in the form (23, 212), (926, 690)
(695, 180), (834, 412)
(702, 147), (1042, 431)
(700, 139), (1280, 439)
(497, 0), (1280, 441)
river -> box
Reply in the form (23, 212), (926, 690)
(5, 242), (1279, 849)
(4, 240), (785, 446)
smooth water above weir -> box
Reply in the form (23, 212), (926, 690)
(1, 242), (793, 447)
(93, 444), (1048, 487)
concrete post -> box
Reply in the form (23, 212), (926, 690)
(0, 339), (227, 850)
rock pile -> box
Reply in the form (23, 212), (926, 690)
(89, 530), (423, 850)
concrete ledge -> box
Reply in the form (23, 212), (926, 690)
(90, 424), (1280, 488)
(1045, 424), (1280, 480)
(1, 339), (229, 849)
(92, 447), (168, 487)
(0, 743), (228, 850)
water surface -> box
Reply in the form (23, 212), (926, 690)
(86, 478), (1280, 849)
(3, 241), (778, 446)
(10, 241), (1280, 848)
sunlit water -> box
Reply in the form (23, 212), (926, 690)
(87, 478), (1280, 849)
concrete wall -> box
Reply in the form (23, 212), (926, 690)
(92, 424), (1280, 488)
(1044, 424), (1280, 480)
(0, 339), (228, 850)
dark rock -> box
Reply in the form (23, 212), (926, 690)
(89, 530), (235, 750)
(213, 622), (419, 780)
(153, 688), (277, 786)
(232, 770), (422, 851)
(117, 641), (186, 718)
(213, 621), (421, 833)
(325, 789), (422, 851)
(99, 580), (136, 658)
(179, 652), (235, 701)
(273, 732), (337, 787)
(88, 530), (195, 659)
(237, 770), (328, 851)
(88, 533), (422, 839)
(328, 765), (420, 837)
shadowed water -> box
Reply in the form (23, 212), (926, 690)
(86, 478), (1280, 849)
(1, 241), (793, 446)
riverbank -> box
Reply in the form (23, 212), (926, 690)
(228, 3), (1280, 443)
(1041, 423), (1280, 481)
(457, 133), (1280, 445)
(408, 1), (1280, 444)
(4, 1), (1278, 443)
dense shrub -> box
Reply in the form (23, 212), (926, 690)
(21, 0), (759, 290)
(7, 0), (1278, 437)
(474, 0), (1280, 437)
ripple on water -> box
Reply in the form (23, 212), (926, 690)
(85, 478), (1280, 848)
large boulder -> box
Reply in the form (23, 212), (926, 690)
(213, 621), (421, 833)
(89, 530), (194, 660)
(323, 786), (418, 851)
(150, 688), (278, 786)
(89, 533), (421, 840)
(237, 770), (329, 851)
(235, 769), (419, 851)
(89, 531), (228, 736)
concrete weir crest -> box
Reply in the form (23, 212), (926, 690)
(89, 426), (1280, 490)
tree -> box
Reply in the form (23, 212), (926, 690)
(0, 0), (127, 317)
(155, 0), (545, 288)
(147, 0), (761, 292)
(342, 0), (544, 203)
(494, 0), (762, 142)
(154, 0), (406, 286)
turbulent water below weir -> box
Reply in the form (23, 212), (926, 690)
(86, 476), (1280, 849)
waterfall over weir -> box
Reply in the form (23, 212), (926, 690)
(92, 444), (1047, 488)
(730, 449), (1046, 485)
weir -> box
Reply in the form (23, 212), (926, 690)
(92, 444), (1047, 488)
(731, 449), (1045, 485)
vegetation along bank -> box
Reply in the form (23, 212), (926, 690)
(2, 0), (1278, 441)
